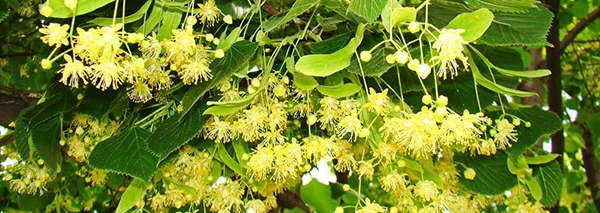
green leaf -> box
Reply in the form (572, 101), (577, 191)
(31, 115), (62, 171)
(316, 83), (361, 98)
(525, 176), (543, 201)
(232, 140), (250, 167)
(479, 7), (553, 46)
(293, 72), (319, 91)
(47, 0), (115, 18)
(457, 152), (518, 195)
(116, 179), (147, 213)
(469, 46), (550, 78)
(89, 127), (159, 181)
(506, 107), (562, 157)
(300, 180), (339, 213)
(181, 40), (258, 116)
(446, 8), (494, 43)
(262, 0), (319, 32)
(467, 50), (537, 97)
(147, 104), (210, 160)
(380, 0), (401, 33)
(348, 0), (388, 22)
(157, 10), (182, 40)
(88, 0), (152, 26)
(346, 47), (395, 77)
(465, 0), (539, 13)
(136, 5), (164, 34)
(215, 143), (245, 176)
(295, 24), (365, 77)
(494, 67), (551, 78)
(309, 32), (353, 54)
(217, 27), (242, 51)
(526, 154), (560, 165)
(15, 84), (76, 161)
(533, 161), (562, 206)
(203, 91), (259, 116)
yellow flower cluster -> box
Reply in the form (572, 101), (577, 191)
(39, 12), (228, 103)
(1, 146), (51, 195)
(203, 76), (293, 144)
(246, 142), (306, 194)
(379, 95), (518, 159)
(62, 113), (119, 162)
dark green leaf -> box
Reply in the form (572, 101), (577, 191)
(507, 107), (562, 157)
(346, 47), (395, 77)
(31, 115), (62, 171)
(147, 104), (210, 160)
(457, 152), (518, 195)
(533, 161), (562, 206)
(479, 7), (553, 46)
(309, 32), (353, 54)
(89, 127), (159, 181)
(262, 0), (319, 32)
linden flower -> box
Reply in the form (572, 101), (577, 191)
(39, 23), (70, 47)
(337, 115), (363, 139)
(122, 57), (147, 82)
(164, 28), (196, 67)
(198, 0), (221, 26)
(432, 28), (469, 79)
(414, 180), (438, 201)
(356, 199), (386, 213)
(380, 171), (408, 193)
(127, 81), (153, 103)
(493, 119), (518, 149)
(204, 117), (236, 143)
(89, 61), (124, 90)
(365, 88), (390, 116)
(207, 179), (244, 212)
(58, 55), (88, 88)
(380, 109), (440, 159)
(179, 59), (212, 85)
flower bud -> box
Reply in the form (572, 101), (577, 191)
(214, 49), (225, 58)
(41, 59), (52, 69)
(395, 51), (409, 64)
(437, 95), (448, 107)
(223, 14), (233, 24)
(342, 184), (351, 192)
(385, 54), (396, 64)
(205, 33), (214, 42)
(407, 59), (420, 71)
(417, 63), (431, 79)
(360, 51), (372, 62)
(464, 168), (476, 180)
(421, 95), (432, 105)
(408, 21), (420, 33)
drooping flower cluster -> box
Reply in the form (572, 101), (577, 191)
(38, 14), (228, 103)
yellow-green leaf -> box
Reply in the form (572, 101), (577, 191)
(446, 8), (494, 43)
(295, 24), (365, 77)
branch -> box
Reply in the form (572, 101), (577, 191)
(276, 190), (310, 212)
(560, 6), (600, 51)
